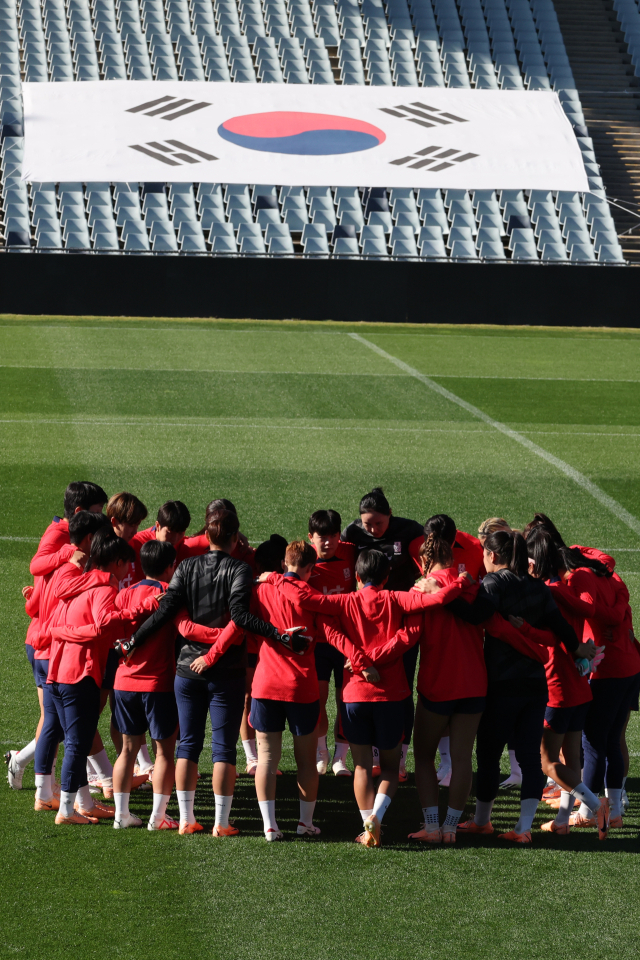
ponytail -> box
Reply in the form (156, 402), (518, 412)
(206, 508), (239, 548)
(419, 532), (453, 575)
(522, 513), (565, 547)
(557, 544), (611, 578)
(526, 527), (560, 580)
(423, 514), (456, 545)
(484, 530), (528, 576)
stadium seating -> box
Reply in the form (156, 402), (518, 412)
(0, 0), (625, 262)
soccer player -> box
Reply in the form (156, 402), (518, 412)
(129, 500), (194, 585)
(184, 498), (256, 568)
(106, 492), (149, 589)
(6, 482), (108, 790)
(47, 529), (154, 825)
(272, 548), (471, 847)
(111, 540), (180, 830)
(307, 509), (356, 777)
(126, 508), (293, 836)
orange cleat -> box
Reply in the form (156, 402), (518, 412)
(131, 774), (150, 791)
(398, 767), (408, 784)
(179, 820), (204, 835)
(408, 825), (442, 843)
(498, 830), (532, 845)
(34, 796), (59, 812)
(362, 814), (381, 847)
(541, 820), (570, 835)
(569, 813), (595, 828)
(76, 801), (115, 820)
(542, 786), (561, 800)
(212, 824), (240, 837)
(148, 816), (179, 831)
(457, 820), (494, 835)
(55, 811), (98, 825)
(442, 829), (457, 844)
(596, 798), (610, 841)
(609, 816), (623, 829)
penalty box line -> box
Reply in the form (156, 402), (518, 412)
(349, 333), (640, 540)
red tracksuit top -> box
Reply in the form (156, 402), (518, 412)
(273, 574), (470, 703)
(114, 579), (176, 693)
(127, 527), (198, 587)
(545, 575), (593, 709)
(27, 516), (75, 646)
(48, 570), (154, 687)
(308, 541), (356, 595)
(249, 573), (364, 704)
(409, 529), (485, 580)
(24, 579), (42, 649)
(30, 561), (83, 661)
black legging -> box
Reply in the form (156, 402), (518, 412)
(475, 694), (547, 803)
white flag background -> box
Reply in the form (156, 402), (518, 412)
(22, 81), (589, 189)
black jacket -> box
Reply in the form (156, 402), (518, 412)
(131, 550), (278, 683)
(342, 515), (423, 591)
(449, 569), (579, 698)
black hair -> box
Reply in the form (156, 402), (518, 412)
(86, 527), (136, 571)
(63, 481), (108, 520)
(140, 540), (177, 579)
(484, 530), (528, 576)
(522, 513), (565, 547)
(355, 548), (390, 585)
(157, 500), (190, 533)
(68, 510), (109, 546)
(254, 534), (288, 574)
(526, 526), (611, 580)
(308, 509), (342, 536)
(194, 498), (237, 536)
(206, 508), (239, 547)
(424, 514), (456, 546)
(359, 487), (390, 516)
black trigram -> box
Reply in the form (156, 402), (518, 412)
(379, 102), (468, 129)
(126, 96), (212, 121)
(128, 141), (218, 166)
(389, 146), (478, 171)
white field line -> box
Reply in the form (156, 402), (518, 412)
(0, 418), (491, 433)
(0, 536), (39, 541)
(350, 333), (640, 539)
(0, 364), (639, 383)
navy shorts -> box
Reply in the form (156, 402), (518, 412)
(314, 641), (344, 688)
(33, 657), (49, 689)
(175, 673), (245, 765)
(102, 648), (120, 690)
(340, 700), (404, 750)
(545, 700), (591, 735)
(113, 689), (178, 741)
(419, 693), (486, 716)
(26, 643), (37, 683)
(250, 697), (320, 737)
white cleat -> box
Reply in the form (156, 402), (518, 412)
(297, 822), (321, 837)
(5, 751), (24, 790)
(113, 812), (144, 829)
(148, 816), (179, 831)
(316, 748), (330, 775)
(436, 764), (451, 784)
(499, 773), (523, 790)
(621, 787), (630, 812)
(332, 757), (352, 777)
(265, 828), (284, 842)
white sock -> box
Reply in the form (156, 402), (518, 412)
(16, 739), (37, 769)
(555, 791), (574, 826)
(622, 775), (627, 790)
(372, 746), (380, 764)
(423, 805), (439, 827)
(508, 749), (522, 777)
(333, 742), (348, 762)
(86, 758), (97, 779)
(88, 748), (113, 781)
(401, 744), (409, 764)
(136, 744), (153, 771)
(360, 807), (374, 823)
(214, 794), (233, 828)
(177, 789), (196, 825)
(299, 799), (316, 826)
(474, 799), (494, 826)
(608, 788), (622, 819)
(151, 793), (170, 822)
(258, 799), (278, 833)
(372, 791), (392, 822)
(114, 792), (130, 819)
(76, 784), (93, 810)
(35, 774), (53, 802)
(60, 790), (76, 818)
(317, 735), (328, 754)
(242, 738), (258, 763)
(443, 806), (463, 829)
(438, 737), (450, 766)
(571, 782), (601, 816)
(579, 801), (592, 819)
(514, 797), (538, 834)
(546, 775), (556, 787)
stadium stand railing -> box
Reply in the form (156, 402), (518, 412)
(0, 0), (628, 262)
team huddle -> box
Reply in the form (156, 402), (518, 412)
(7, 481), (639, 846)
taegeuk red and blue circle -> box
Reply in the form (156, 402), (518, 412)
(217, 112), (386, 155)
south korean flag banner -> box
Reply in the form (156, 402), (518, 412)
(22, 81), (589, 190)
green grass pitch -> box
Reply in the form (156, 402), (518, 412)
(1, 316), (640, 960)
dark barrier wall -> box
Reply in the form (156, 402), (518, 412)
(1, 252), (638, 325)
